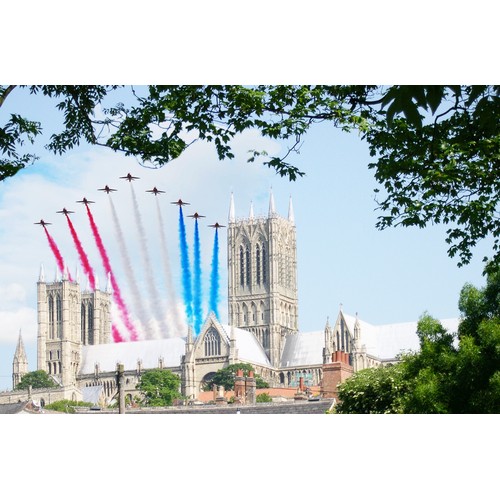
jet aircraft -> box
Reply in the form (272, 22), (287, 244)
(208, 222), (226, 229)
(34, 219), (52, 226)
(171, 199), (190, 206)
(146, 187), (165, 196)
(98, 185), (117, 194)
(76, 197), (95, 205)
(56, 208), (74, 215)
(188, 212), (205, 219)
(120, 173), (140, 182)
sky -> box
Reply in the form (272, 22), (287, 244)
(0, 86), (495, 390)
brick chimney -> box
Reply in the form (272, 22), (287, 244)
(321, 350), (354, 399)
(245, 371), (256, 405)
(234, 369), (245, 404)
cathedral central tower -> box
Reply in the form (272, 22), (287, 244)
(227, 191), (298, 368)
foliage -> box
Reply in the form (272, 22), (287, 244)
(136, 369), (181, 407)
(15, 370), (58, 390)
(2, 84), (499, 265)
(335, 265), (500, 414)
(256, 392), (273, 403)
(335, 363), (409, 414)
(44, 400), (93, 413)
(203, 362), (269, 391)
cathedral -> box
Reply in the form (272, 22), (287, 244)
(3, 192), (459, 407)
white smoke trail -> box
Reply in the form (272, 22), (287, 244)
(130, 184), (167, 338)
(109, 196), (149, 339)
(155, 196), (184, 336)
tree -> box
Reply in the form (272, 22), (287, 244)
(203, 363), (269, 391)
(136, 369), (181, 407)
(15, 370), (58, 390)
(334, 264), (500, 414)
(2, 85), (499, 266)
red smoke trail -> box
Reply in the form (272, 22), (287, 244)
(112, 324), (123, 343)
(65, 214), (95, 289)
(85, 205), (138, 341)
(43, 226), (73, 281)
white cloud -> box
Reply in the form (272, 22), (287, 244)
(0, 307), (37, 344)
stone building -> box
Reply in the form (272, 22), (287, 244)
(2, 191), (459, 407)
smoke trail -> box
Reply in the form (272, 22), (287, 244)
(130, 184), (166, 338)
(43, 226), (73, 281)
(155, 197), (184, 336)
(193, 218), (203, 335)
(209, 228), (220, 319)
(65, 214), (95, 290)
(85, 205), (138, 341)
(109, 196), (149, 336)
(178, 206), (193, 328)
(112, 324), (124, 343)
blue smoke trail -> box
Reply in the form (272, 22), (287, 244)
(209, 228), (220, 319)
(193, 218), (203, 335)
(178, 206), (193, 329)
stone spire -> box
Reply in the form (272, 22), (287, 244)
(268, 188), (276, 217)
(14, 330), (27, 361)
(75, 265), (80, 284)
(288, 196), (295, 224)
(106, 272), (112, 293)
(249, 200), (254, 219)
(13, 330), (28, 389)
(54, 266), (60, 282)
(39, 263), (45, 282)
(228, 192), (235, 223)
(94, 274), (100, 291)
(354, 312), (361, 342)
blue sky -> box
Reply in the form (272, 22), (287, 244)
(0, 86), (495, 390)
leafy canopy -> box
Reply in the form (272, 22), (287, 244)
(203, 362), (269, 391)
(335, 264), (500, 414)
(2, 85), (499, 266)
(15, 370), (58, 390)
(136, 369), (182, 407)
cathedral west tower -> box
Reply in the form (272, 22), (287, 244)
(227, 191), (298, 368)
(37, 265), (111, 387)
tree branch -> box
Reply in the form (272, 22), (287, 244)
(0, 85), (17, 108)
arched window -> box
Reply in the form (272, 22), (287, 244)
(246, 246), (251, 286)
(239, 246), (245, 286)
(88, 303), (94, 344)
(256, 244), (261, 285)
(49, 295), (55, 339)
(262, 245), (267, 284)
(81, 303), (86, 343)
(204, 328), (221, 357)
(56, 294), (62, 338)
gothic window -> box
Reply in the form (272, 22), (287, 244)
(251, 303), (257, 324)
(246, 246), (251, 286)
(262, 245), (267, 284)
(88, 303), (94, 344)
(204, 328), (221, 357)
(239, 246), (245, 286)
(81, 303), (86, 343)
(256, 244), (261, 285)
(279, 373), (285, 385)
(56, 294), (62, 338)
(49, 295), (55, 339)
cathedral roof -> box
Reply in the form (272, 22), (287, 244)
(219, 324), (273, 368)
(80, 337), (186, 374)
(342, 314), (460, 360)
(280, 331), (324, 368)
